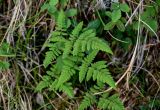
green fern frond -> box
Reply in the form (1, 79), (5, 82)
(43, 48), (61, 68)
(35, 75), (51, 92)
(50, 36), (67, 42)
(71, 22), (83, 38)
(92, 61), (107, 69)
(56, 65), (76, 88)
(90, 37), (113, 54)
(73, 29), (95, 55)
(86, 67), (94, 81)
(79, 50), (98, 82)
(59, 83), (74, 98)
(97, 69), (115, 88)
(98, 94), (124, 110)
(57, 10), (67, 30)
(85, 61), (115, 88)
(79, 93), (96, 110)
(63, 41), (73, 58)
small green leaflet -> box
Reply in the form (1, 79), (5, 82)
(49, 0), (59, 6)
(65, 8), (77, 17)
(116, 20), (125, 32)
(111, 9), (121, 22)
(120, 3), (130, 12)
(104, 21), (116, 30)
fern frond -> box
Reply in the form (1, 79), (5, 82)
(59, 83), (74, 98)
(56, 65), (75, 88)
(98, 94), (124, 110)
(85, 61), (115, 88)
(35, 75), (51, 92)
(73, 29), (95, 55)
(79, 93), (96, 110)
(63, 41), (73, 58)
(90, 37), (113, 54)
(79, 50), (98, 82)
(50, 36), (67, 42)
(50, 79), (74, 98)
(57, 10), (67, 30)
(92, 61), (107, 69)
(43, 47), (61, 68)
(86, 67), (94, 81)
(71, 22), (83, 38)
(43, 51), (55, 68)
(97, 69), (115, 88)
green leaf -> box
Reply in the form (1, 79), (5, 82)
(111, 9), (121, 22)
(116, 20), (125, 32)
(120, 3), (130, 12)
(111, 3), (120, 10)
(48, 6), (57, 14)
(60, 0), (68, 8)
(144, 19), (158, 32)
(105, 11), (112, 18)
(141, 7), (156, 20)
(87, 19), (101, 29)
(65, 8), (77, 17)
(104, 21), (116, 30)
(49, 0), (58, 6)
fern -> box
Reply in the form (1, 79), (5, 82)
(50, 80), (74, 98)
(35, 75), (52, 92)
(59, 83), (74, 98)
(56, 65), (75, 88)
(57, 10), (67, 30)
(79, 50), (98, 82)
(79, 93), (96, 110)
(73, 29), (113, 55)
(37, 9), (124, 110)
(98, 94), (124, 110)
(86, 61), (115, 88)
(43, 43), (62, 68)
(71, 21), (83, 39)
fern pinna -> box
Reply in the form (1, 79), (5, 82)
(36, 10), (124, 110)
